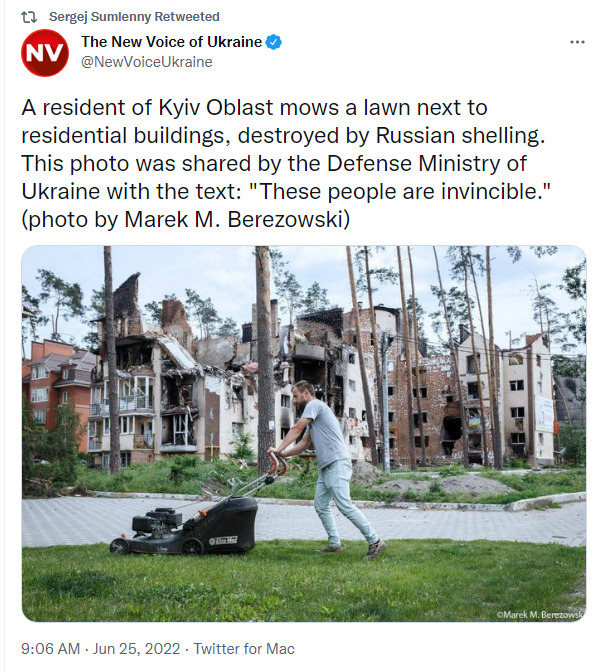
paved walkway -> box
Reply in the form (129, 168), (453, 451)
(22, 497), (586, 548)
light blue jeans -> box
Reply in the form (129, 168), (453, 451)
(314, 458), (379, 547)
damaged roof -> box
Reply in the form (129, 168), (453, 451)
(158, 336), (199, 371)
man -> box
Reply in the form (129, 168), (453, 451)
(270, 380), (386, 559)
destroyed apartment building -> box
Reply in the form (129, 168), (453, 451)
(88, 273), (260, 468)
(88, 273), (373, 467)
(87, 273), (556, 468)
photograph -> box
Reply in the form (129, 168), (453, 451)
(20, 245), (586, 622)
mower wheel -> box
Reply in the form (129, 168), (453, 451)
(109, 538), (130, 554)
(181, 539), (204, 555)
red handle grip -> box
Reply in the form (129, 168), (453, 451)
(276, 454), (287, 476)
(267, 451), (279, 475)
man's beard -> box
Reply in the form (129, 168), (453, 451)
(295, 399), (307, 412)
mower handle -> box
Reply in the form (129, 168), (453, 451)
(267, 451), (287, 476)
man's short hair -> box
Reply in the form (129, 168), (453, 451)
(293, 380), (315, 396)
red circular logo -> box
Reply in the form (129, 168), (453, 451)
(21, 29), (69, 77)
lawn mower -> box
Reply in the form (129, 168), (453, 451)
(109, 452), (287, 556)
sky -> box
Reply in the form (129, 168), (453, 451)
(21, 245), (586, 356)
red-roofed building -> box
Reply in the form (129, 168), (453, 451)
(22, 340), (98, 453)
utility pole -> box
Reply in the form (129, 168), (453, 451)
(104, 246), (120, 474)
(255, 246), (275, 474)
(346, 247), (378, 464)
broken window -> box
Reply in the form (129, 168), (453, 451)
(348, 407), (356, 419)
(335, 375), (343, 389)
(537, 354), (542, 367)
(281, 394), (290, 408)
(415, 435), (430, 448)
(466, 354), (480, 374)
(280, 427), (289, 440)
(173, 414), (194, 445)
(508, 353), (523, 366)
(389, 438), (395, 450)
(511, 407), (525, 418)
(120, 452), (131, 468)
(348, 353), (356, 364)
(446, 395), (454, 403)
(413, 412), (427, 428)
(412, 387), (428, 399)
(467, 382), (479, 400)
(388, 412), (394, 422)
(468, 408), (481, 427)
(509, 380), (524, 391)
(388, 386), (394, 396)
(511, 433), (525, 444)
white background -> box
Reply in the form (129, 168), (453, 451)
(3, 1), (598, 670)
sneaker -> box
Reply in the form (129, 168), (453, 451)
(316, 545), (343, 553)
(366, 539), (386, 560)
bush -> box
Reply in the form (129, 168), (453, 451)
(510, 458), (530, 469)
(437, 464), (466, 477)
(560, 425), (586, 465)
(229, 431), (255, 461)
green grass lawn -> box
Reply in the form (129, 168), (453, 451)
(22, 540), (585, 622)
(71, 459), (585, 506)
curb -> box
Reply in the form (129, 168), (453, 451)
(504, 492), (586, 511)
(80, 489), (586, 512)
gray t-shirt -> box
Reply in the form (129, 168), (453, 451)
(301, 399), (350, 469)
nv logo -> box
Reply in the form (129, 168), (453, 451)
(22, 30), (69, 76)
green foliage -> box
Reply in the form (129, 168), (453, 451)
(36, 268), (85, 341)
(428, 479), (443, 494)
(217, 317), (239, 338)
(22, 401), (84, 490)
(437, 464), (466, 477)
(22, 285), (49, 346)
(229, 431), (255, 460)
(510, 458), (530, 469)
(144, 293), (177, 324)
(560, 425), (586, 465)
(301, 281), (331, 314)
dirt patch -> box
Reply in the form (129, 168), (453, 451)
(379, 474), (515, 498)
(352, 461), (381, 485)
(378, 479), (431, 494)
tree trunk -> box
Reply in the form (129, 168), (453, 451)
(255, 246), (276, 474)
(407, 247), (426, 463)
(346, 247), (378, 464)
(486, 247), (503, 469)
(396, 247), (416, 470)
(461, 247), (489, 467)
(433, 247), (470, 468)
(468, 248), (500, 469)
(364, 247), (383, 457)
(104, 246), (120, 474)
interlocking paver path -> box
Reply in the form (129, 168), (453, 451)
(22, 497), (586, 548)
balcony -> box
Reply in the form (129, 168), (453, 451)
(90, 394), (153, 416)
(88, 438), (102, 452)
(133, 433), (154, 449)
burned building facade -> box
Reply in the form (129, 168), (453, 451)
(88, 275), (253, 468)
